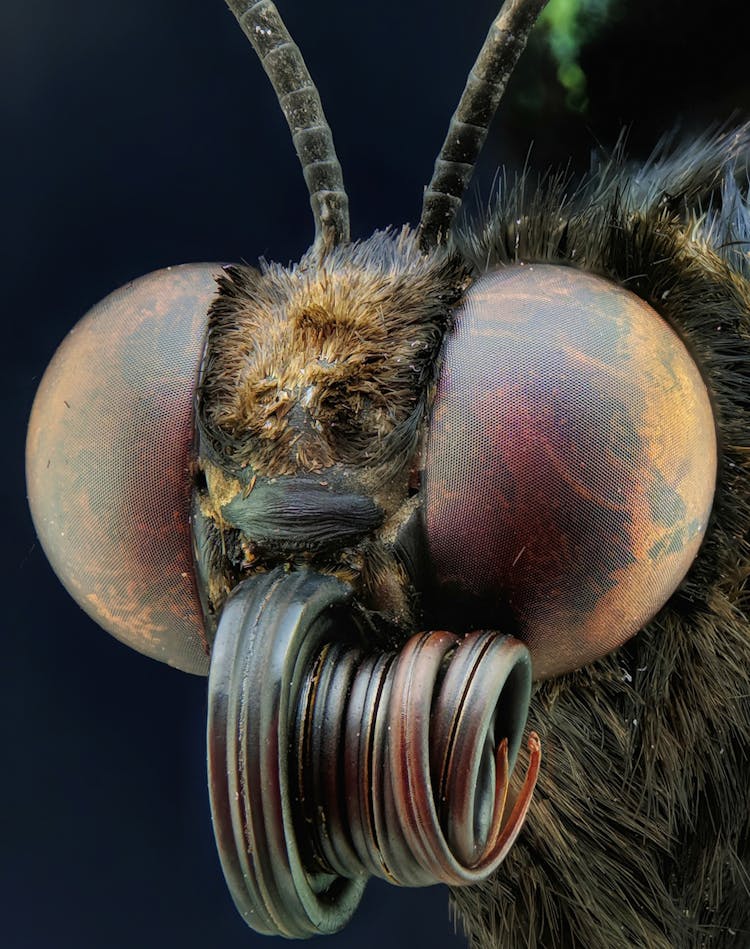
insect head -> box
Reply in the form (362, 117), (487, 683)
(26, 0), (720, 939)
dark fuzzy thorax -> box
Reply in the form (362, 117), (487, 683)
(451, 127), (750, 949)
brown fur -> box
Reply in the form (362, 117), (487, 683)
(194, 228), (466, 634)
(197, 227), (467, 479)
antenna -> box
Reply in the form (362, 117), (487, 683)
(418, 0), (549, 252)
(226, 0), (350, 250)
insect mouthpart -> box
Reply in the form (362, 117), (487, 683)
(219, 476), (385, 551)
(207, 567), (541, 938)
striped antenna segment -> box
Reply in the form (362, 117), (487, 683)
(226, 0), (350, 249)
(418, 0), (548, 251)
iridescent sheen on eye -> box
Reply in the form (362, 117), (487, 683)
(26, 264), (221, 674)
(425, 264), (717, 679)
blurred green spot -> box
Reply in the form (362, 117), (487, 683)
(558, 61), (585, 92)
(539, 0), (617, 112)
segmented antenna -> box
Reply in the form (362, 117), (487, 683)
(226, 0), (350, 249)
(418, 0), (549, 252)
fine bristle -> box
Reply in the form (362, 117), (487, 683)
(451, 125), (750, 949)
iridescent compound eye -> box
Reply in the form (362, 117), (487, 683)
(425, 263), (717, 679)
(26, 264), (222, 674)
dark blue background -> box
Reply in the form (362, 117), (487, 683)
(5, 2), (748, 948)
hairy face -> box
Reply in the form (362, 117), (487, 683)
(197, 231), (467, 477)
(190, 230), (467, 634)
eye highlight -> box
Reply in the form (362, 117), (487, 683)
(425, 263), (717, 679)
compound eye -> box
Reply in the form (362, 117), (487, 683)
(26, 263), (223, 675)
(425, 264), (717, 680)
